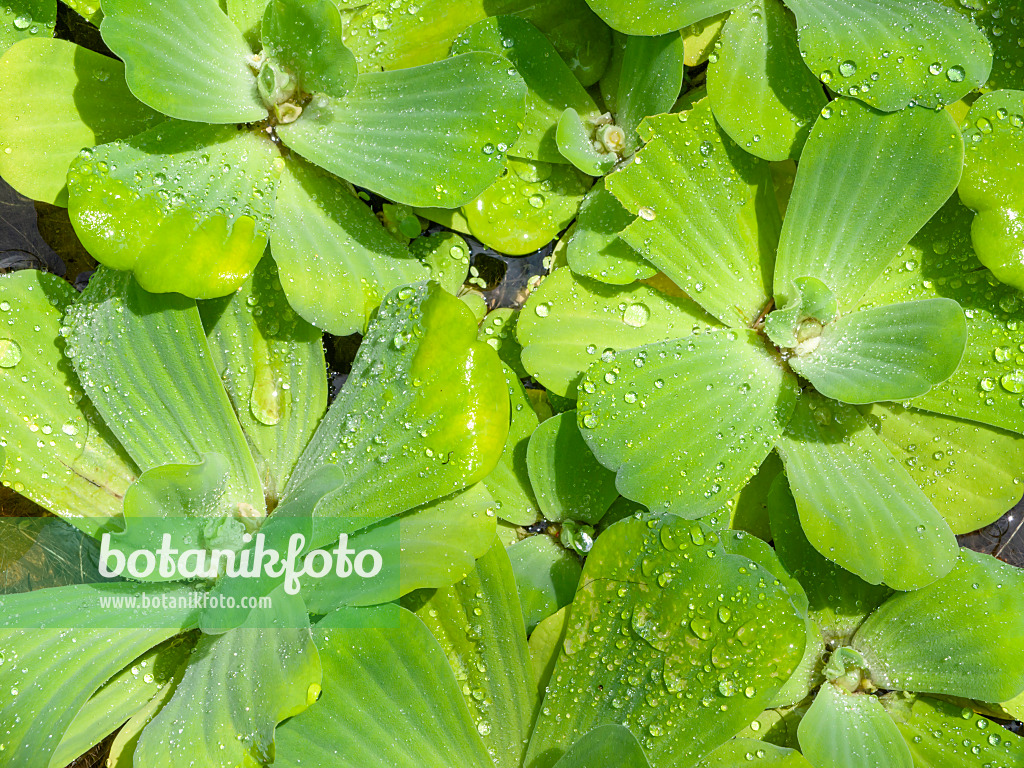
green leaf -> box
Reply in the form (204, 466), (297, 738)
(895, 695), (1024, 767)
(775, 391), (959, 591)
(552, 725), (651, 768)
(286, 282), (509, 524)
(524, 515), (808, 768)
(785, 0), (991, 111)
(99, 0), (266, 123)
(0, 0), (55, 54)
(787, 298), (967, 405)
(861, 403), (1024, 534)
(526, 410), (618, 524)
(65, 268), (266, 516)
(529, 604), (569, 699)
(461, 157), (590, 256)
(518, 267), (719, 398)
(607, 101), (779, 328)
(276, 52), (526, 209)
(135, 591), (322, 768)
(0, 517), (106, 592)
(940, 0), (1024, 92)
(958, 90), (1024, 291)
(707, 0), (827, 161)
(262, 0), (356, 99)
(852, 549), (1024, 702)
(270, 157), (428, 336)
(614, 33), (686, 153)
(796, 683), (912, 768)
(577, 329), (798, 517)
(764, 276), (838, 349)
(199, 254), (328, 503)
(556, 108), (618, 177)
(566, 181), (656, 285)
(696, 738), (812, 767)
(0, 39), (162, 206)
(68, 119), (281, 299)
(482, 366), (541, 526)
(415, 231), (472, 296)
(507, 535), (581, 633)
(582, 0), (740, 35)
(856, 196), (1024, 434)
(0, 270), (136, 536)
(227, 0), (265, 48)
(453, 16), (598, 164)
(767, 475), (893, 643)
(274, 605), (495, 768)
(404, 540), (534, 768)
(774, 98), (964, 311)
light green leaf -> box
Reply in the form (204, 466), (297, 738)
(0, 517), (105, 592)
(0, 582), (197, 768)
(524, 515), (808, 768)
(199, 254), (327, 503)
(958, 90), (1024, 291)
(518, 267), (719, 398)
(262, 0), (356, 99)
(775, 391), (958, 591)
(68, 119), (281, 299)
(566, 181), (656, 285)
(274, 605), (495, 768)
(405, 540), (533, 768)
(277, 52), (525, 208)
(0, 38), (162, 206)
(453, 16), (598, 164)
(557, 108), (618, 177)
(482, 366), (541, 526)
(774, 98), (963, 311)
(507, 535), (581, 633)
(270, 157), (428, 336)
(785, 0), (991, 111)
(856, 196), (1024, 434)
(553, 725), (651, 768)
(853, 549), (1024, 702)
(797, 683), (912, 768)
(707, 0), (826, 161)
(0, 0), (55, 54)
(287, 282), (509, 524)
(582, 0), (740, 35)
(861, 403), (1024, 534)
(343, 0), (611, 86)
(48, 637), (192, 768)
(0, 270), (135, 536)
(614, 33), (685, 153)
(682, 13), (728, 67)
(764, 276), (838, 349)
(65, 268), (266, 516)
(895, 695), (1024, 767)
(607, 101), (779, 328)
(529, 605), (569, 699)
(697, 738), (812, 767)
(788, 298), (967, 405)
(940, 0), (1024, 92)
(577, 329), (798, 517)
(767, 475), (893, 643)
(135, 591), (321, 768)
(461, 157), (590, 256)
(526, 410), (617, 524)
(415, 231), (472, 296)
(227, 0), (265, 48)
(120, 453), (233, 533)
(99, 0), (266, 123)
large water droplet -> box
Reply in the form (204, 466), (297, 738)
(0, 339), (21, 368)
(623, 303), (651, 328)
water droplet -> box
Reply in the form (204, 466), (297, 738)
(13, 13), (30, 29)
(482, 143), (495, 155)
(534, 302), (550, 318)
(929, 62), (944, 75)
(622, 303), (650, 328)
(582, 412), (598, 429)
(528, 194), (545, 209)
(0, 339), (21, 368)
(947, 66), (966, 82)
(372, 13), (391, 29)
(477, 721), (491, 736)
(980, 377), (996, 392)
(638, 206), (656, 221)
(839, 60), (857, 77)
(1001, 370), (1024, 393)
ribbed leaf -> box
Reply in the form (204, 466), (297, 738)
(270, 157), (428, 336)
(582, 0), (740, 35)
(613, 32), (685, 153)
(895, 695), (1024, 767)
(277, 52), (526, 208)
(553, 726), (651, 768)
(524, 515), (808, 768)
(274, 605), (495, 768)
(577, 329), (798, 517)
(861, 403), (1024, 535)
(707, 0), (826, 161)
(607, 101), (779, 327)
(0, 270), (135, 536)
(774, 98), (963, 311)
(566, 181), (656, 285)
(0, 39), (162, 206)
(65, 268), (266, 516)
(518, 268), (719, 398)
(68, 120), (281, 299)
(482, 366), (541, 526)
(788, 299), (967, 405)
(958, 90), (1024, 291)
(796, 683), (912, 768)
(507, 535), (581, 633)
(853, 549), (1024, 702)
(785, 0), (991, 111)
(199, 255), (327, 503)
(0, 0), (55, 54)
(557, 108), (618, 177)
(697, 738), (812, 767)
(262, 0), (356, 99)
(941, 0), (1024, 91)
(100, 0), (266, 123)
(775, 392), (958, 591)
(404, 541), (534, 768)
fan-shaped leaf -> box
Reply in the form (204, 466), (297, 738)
(697, 738), (812, 767)
(553, 725), (651, 768)
(0, 0), (55, 54)
(507, 535), (581, 633)
(482, 366), (541, 526)
(613, 32), (686, 153)
(582, 0), (740, 36)
(566, 181), (656, 285)
(895, 695), (1024, 767)
(262, 0), (356, 99)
